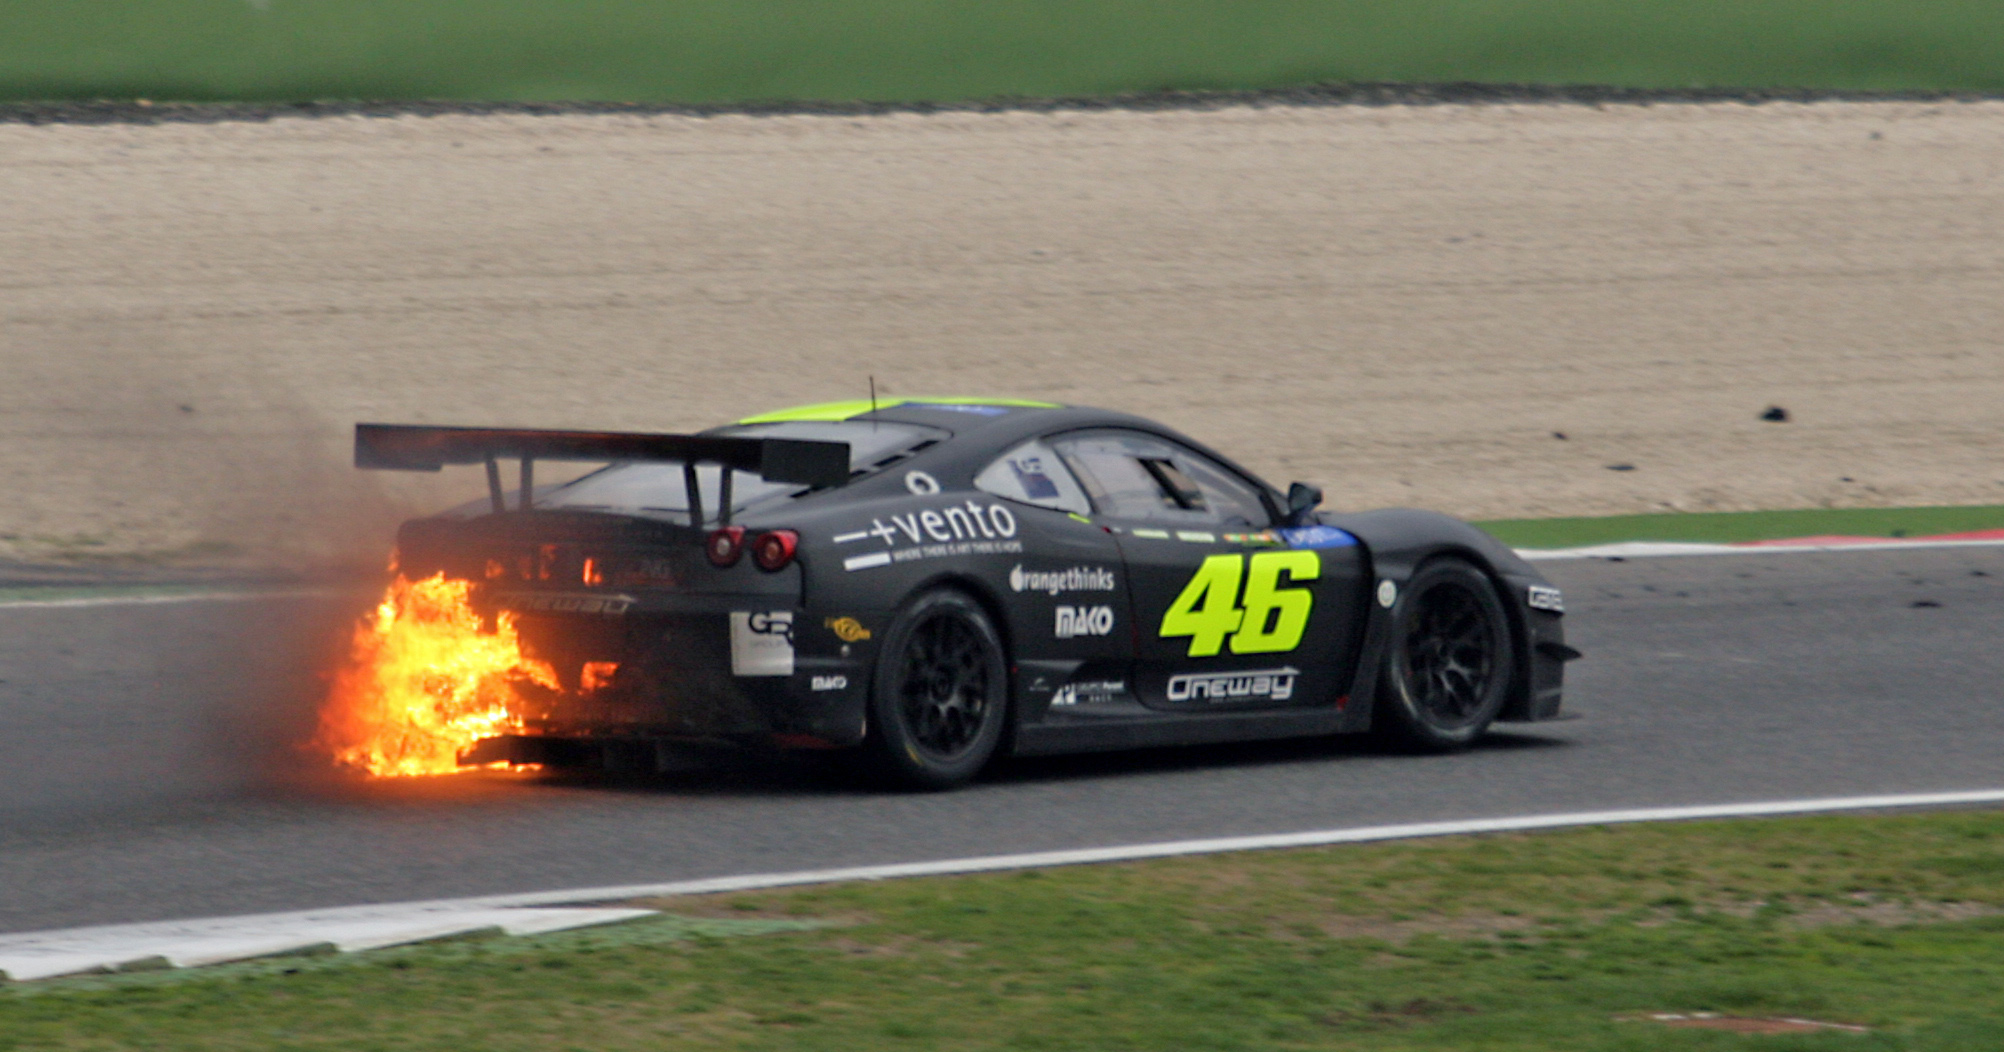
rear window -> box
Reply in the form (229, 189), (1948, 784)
(540, 421), (945, 522)
(974, 438), (1092, 516)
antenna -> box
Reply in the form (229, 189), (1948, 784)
(868, 375), (878, 416)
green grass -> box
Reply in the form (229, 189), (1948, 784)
(5, 0), (2004, 104)
(1475, 504), (2004, 550)
(9, 810), (2004, 1049)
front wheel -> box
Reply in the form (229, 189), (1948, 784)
(1372, 558), (1514, 751)
(859, 588), (1010, 789)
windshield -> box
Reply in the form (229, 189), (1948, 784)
(538, 421), (945, 522)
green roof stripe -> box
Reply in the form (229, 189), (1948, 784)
(737, 397), (1060, 423)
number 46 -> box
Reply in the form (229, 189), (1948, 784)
(1160, 551), (1320, 657)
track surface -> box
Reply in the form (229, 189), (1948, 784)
(2, 547), (1999, 934)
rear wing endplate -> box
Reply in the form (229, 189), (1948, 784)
(354, 423), (849, 526)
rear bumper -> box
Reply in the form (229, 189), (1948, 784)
(460, 735), (796, 773)
(489, 596), (879, 758)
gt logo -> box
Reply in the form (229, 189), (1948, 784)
(1160, 551), (1319, 657)
(748, 611), (794, 642)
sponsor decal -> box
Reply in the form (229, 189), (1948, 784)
(1223, 531), (1283, 548)
(1055, 604), (1116, 639)
(824, 616), (873, 642)
(1008, 564), (1117, 595)
(1051, 679), (1126, 707)
(1005, 454), (1062, 501)
(1167, 666), (1301, 703)
(1526, 584), (1565, 613)
(1160, 551), (1320, 657)
(904, 470), (941, 495)
(1176, 530), (1218, 543)
(835, 501), (1025, 570)
(1276, 525), (1358, 550)
(613, 556), (679, 588)
(834, 502), (1019, 547)
(843, 552), (893, 572)
(885, 538), (1023, 566)
(499, 593), (634, 615)
(1130, 528), (1171, 540)
(729, 611), (795, 676)
(1376, 579), (1398, 608)
(810, 674), (849, 691)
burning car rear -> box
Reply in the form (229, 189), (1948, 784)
(320, 418), (939, 775)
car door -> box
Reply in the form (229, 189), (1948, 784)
(971, 437), (1134, 719)
(1048, 429), (1366, 713)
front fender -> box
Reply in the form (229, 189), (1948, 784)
(1322, 509), (1570, 725)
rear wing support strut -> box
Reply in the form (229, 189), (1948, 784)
(355, 423), (850, 527)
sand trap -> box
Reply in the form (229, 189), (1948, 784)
(2, 100), (2001, 570)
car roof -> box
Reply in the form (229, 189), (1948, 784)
(733, 397), (1284, 505)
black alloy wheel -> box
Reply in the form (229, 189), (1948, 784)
(862, 588), (1010, 789)
(1372, 558), (1514, 750)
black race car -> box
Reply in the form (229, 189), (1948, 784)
(359, 397), (1575, 788)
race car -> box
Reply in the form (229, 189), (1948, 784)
(358, 397), (1576, 788)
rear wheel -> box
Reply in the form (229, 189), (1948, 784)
(1372, 558), (1514, 750)
(860, 588), (1009, 789)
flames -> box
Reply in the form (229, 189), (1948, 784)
(317, 572), (558, 777)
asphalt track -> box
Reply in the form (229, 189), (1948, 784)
(1, 546), (1999, 935)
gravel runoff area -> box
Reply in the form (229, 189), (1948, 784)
(2, 97), (2002, 572)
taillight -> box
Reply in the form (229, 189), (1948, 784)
(706, 526), (746, 567)
(752, 529), (799, 571)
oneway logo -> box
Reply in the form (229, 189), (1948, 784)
(1166, 666), (1300, 703)
(1009, 564), (1117, 595)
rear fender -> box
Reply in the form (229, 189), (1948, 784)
(910, 570), (1023, 748)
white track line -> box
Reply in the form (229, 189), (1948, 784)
(0, 588), (349, 610)
(1517, 538), (2004, 561)
(0, 907), (657, 982)
(7, 788), (2002, 980)
(484, 788), (2004, 905)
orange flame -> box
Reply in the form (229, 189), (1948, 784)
(317, 573), (558, 777)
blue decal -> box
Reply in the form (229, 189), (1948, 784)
(1276, 525), (1358, 550)
(1009, 456), (1061, 499)
(906, 403), (1009, 416)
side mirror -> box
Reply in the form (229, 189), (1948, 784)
(1285, 482), (1323, 526)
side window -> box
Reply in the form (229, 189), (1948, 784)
(1051, 431), (1273, 528)
(974, 438), (1092, 516)
(1172, 450), (1274, 528)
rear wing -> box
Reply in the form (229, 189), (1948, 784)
(355, 423), (850, 526)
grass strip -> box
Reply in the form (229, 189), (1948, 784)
(1476, 504), (2004, 550)
(5, 0), (2004, 105)
(6, 809), (2003, 1049)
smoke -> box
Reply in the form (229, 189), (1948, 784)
(0, 315), (470, 578)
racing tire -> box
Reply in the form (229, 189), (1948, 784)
(859, 588), (1010, 790)
(1371, 558), (1515, 751)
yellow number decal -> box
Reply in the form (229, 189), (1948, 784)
(1159, 554), (1244, 657)
(1231, 550), (1320, 654)
(1159, 551), (1320, 657)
